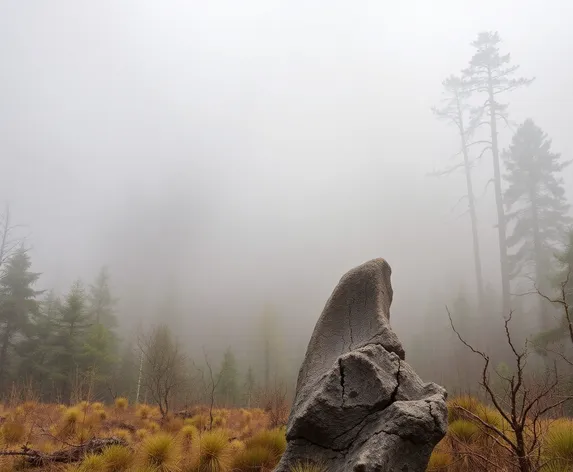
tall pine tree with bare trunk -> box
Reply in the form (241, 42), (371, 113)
(464, 31), (533, 315)
(433, 75), (485, 312)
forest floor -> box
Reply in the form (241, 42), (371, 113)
(0, 396), (570, 471)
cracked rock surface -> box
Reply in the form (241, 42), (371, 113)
(274, 258), (447, 472)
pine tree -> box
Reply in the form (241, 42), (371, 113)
(82, 323), (118, 394)
(433, 75), (485, 311)
(84, 267), (119, 395)
(464, 31), (534, 314)
(88, 267), (117, 328)
(49, 280), (91, 403)
(0, 249), (41, 393)
(217, 348), (239, 407)
(503, 119), (571, 302)
(113, 340), (138, 402)
(16, 291), (59, 398)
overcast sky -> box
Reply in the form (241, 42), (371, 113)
(1, 1), (572, 358)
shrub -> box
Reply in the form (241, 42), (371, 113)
(447, 395), (482, 423)
(115, 397), (129, 410)
(22, 401), (37, 412)
(212, 416), (226, 428)
(146, 421), (160, 434)
(76, 426), (93, 444)
(180, 425), (199, 444)
(136, 429), (149, 441)
(140, 433), (181, 472)
(64, 407), (82, 424)
(196, 430), (230, 472)
(164, 416), (184, 434)
(78, 401), (90, 412)
(245, 428), (287, 458)
(102, 444), (133, 472)
(426, 451), (453, 471)
(449, 420), (480, 444)
(187, 415), (207, 430)
(476, 405), (508, 433)
(231, 445), (276, 471)
(229, 439), (245, 454)
(78, 453), (107, 472)
(544, 419), (573, 467)
(137, 404), (152, 420)
(1, 421), (25, 444)
(111, 428), (132, 444)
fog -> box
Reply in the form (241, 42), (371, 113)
(1, 1), (572, 370)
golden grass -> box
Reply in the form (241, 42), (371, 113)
(231, 445), (276, 471)
(195, 430), (230, 472)
(101, 444), (133, 472)
(448, 419), (480, 444)
(245, 428), (287, 459)
(0, 398), (571, 472)
(426, 451), (453, 471)
(1, 421), (25, 444)
(114, 398), (129, 411)
(543, 419), (573, 469)
(140, 433), (181, 472)
(447, 395), (483, 423)
(78, 453), (107, 472)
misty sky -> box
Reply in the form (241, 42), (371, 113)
(1, 1), (572, 358)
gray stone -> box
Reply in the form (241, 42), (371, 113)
(275, 258), (447, 472)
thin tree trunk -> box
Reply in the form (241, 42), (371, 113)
(457, 98), (485, 313)
(530, 196), (548, 329)
(135, 348), (143, 404)
(488, 71), (510, 315)
(264, 338), (270, 391)
(0, 326), (12, 394)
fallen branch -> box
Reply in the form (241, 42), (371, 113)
(0, 437), (127, 467)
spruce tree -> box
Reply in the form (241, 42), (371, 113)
(217, 348), (239, 407)
(17, 291), (59, 398)
(114, 340), (138, 402)
(84, 267), (119, 395)
(503, 119), (571, 301)
(464, 31), (533, 314)
(82, 323), (118, 394)
(88, 267), (117, 328)
(0, 249), (41, 393)
(49, 280), (91, 403)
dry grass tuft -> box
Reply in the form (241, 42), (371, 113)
(1, 421), (25, 444)
(245, 428), (287, 459)
(102, 444), (133, 471)
(140, 433), (181, 472)
(114, 398), (129, 411)
(195, 430), (230, 472)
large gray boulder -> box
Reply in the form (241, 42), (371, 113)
(275, 258), (447, 472)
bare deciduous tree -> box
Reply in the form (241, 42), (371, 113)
(138, 324), (186, 419)
(448, 308), (571, 472)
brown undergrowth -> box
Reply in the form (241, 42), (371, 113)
(0, 396), (570, 471)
